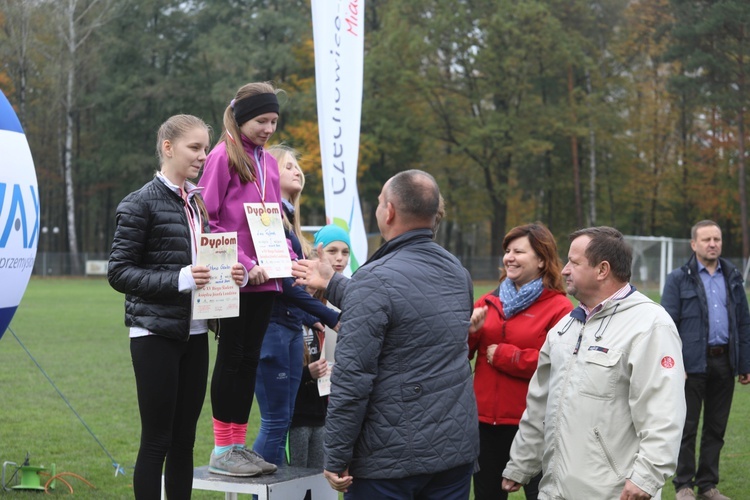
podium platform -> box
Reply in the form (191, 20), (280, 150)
(161, 465), (337, 500)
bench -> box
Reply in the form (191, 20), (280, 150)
(162, 465), (337, 500)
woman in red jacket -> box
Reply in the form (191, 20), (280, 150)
(469, 222), (572, 500)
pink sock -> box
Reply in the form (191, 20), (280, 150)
(213, 418), (233, 448)
(231, 422), (248, 447)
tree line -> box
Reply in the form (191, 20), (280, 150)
(1, 0), (749, 265)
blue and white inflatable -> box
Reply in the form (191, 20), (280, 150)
(0, 92), (39, 341)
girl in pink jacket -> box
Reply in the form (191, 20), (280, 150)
(198, 81), (285, 477)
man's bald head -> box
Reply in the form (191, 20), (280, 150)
(383, 170), (441, 228)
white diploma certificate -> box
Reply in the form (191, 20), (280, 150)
(192, 232), (240, 320)
(244, 202), (292, 278)
(317, 362), (334, 397)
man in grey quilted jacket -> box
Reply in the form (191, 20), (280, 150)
(293, 170), (480, 499)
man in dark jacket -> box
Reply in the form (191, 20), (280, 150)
(293, 170), (480, 498)
(661, 220), (750, 500)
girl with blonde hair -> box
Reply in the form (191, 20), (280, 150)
(251, 145), (340, 467)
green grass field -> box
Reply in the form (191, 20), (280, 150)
(0, 278), (250, 498)
(1, 278), (748, 498)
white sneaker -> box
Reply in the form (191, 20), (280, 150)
(208, 447), (262, 477)
(234, 446), (278, 474)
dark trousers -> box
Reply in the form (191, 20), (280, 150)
(344, 463), (473, 500)
(211, 292), (275, 424)
(130, 333), (209, 500)
(473, 423), (540, 500)
(673, 352), (735, 493)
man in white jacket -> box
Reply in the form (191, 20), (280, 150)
(502, 226), (686, 500)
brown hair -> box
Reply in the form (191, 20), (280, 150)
(155, 114), (211, 220)
(302, 337), (311, 366)
(156, 114), (211, 164)
(691, 220), (721, 240)
(569, 226), (632, 282)
(220, 82), (282, 183)
(500, 222), (565, 292)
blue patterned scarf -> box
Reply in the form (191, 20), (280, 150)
(498, 277), (544, 318)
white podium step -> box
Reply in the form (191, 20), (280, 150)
(161, 465), (337, 500)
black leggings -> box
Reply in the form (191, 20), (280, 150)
(130, 333), (208, 500)
(473, 422), (541, 500)
(211, 292), (275, 423)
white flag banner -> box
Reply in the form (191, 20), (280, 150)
(311, 0), (367, 274)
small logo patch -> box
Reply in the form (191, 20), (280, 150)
(588, 346), (609, 353)
(661, 356), (675, 369)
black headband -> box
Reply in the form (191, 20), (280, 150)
(233, 93), (280, 126)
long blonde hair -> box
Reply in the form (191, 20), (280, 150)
(220, 81), (281, 183)
(267, 144), (312, 257)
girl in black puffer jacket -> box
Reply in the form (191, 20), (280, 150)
(109, 114), (242, 499)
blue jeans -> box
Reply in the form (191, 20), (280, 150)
(344, 463), (473, 500)
(252, 321), (304, 465)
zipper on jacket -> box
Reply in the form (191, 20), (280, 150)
(573, 324), (584, 354)
(551, 321), (585, 482)
(594, 427), (623, 478)
(484, 296), (503, 318)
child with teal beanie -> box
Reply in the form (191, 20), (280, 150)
(314, 224), (351, 248)
(288, 224), (351, 473)
(313, 225), (351, 274)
